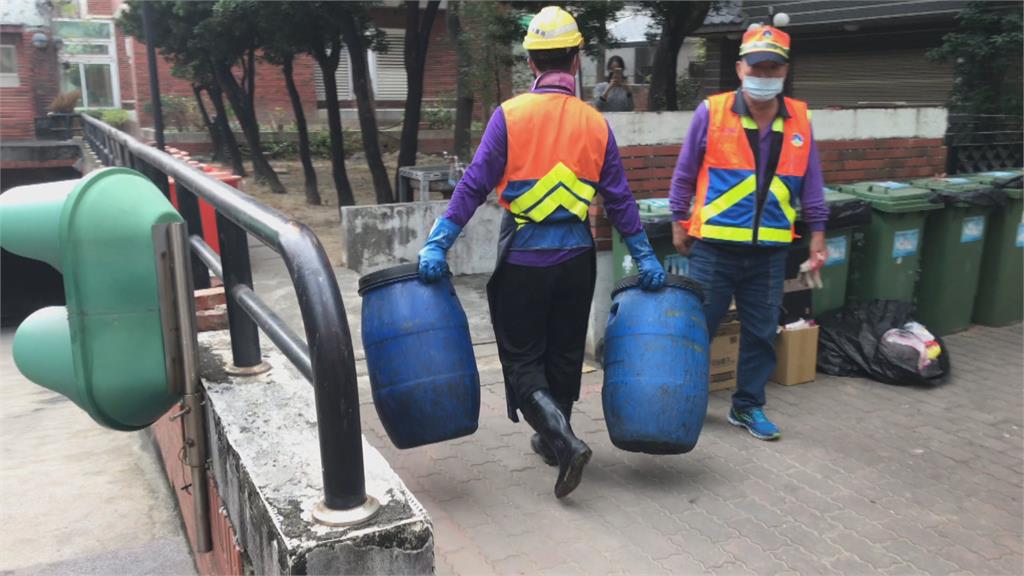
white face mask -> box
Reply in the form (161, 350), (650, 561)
(742, 76), (784, 101)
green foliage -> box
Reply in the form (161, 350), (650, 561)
(928, 1), (1024, 117)
(142, 95), (202, 132)
(83, 108), (132, 129)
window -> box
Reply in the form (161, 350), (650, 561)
(313, 29), (408, 103)
(55, 19), (120, 108)
(0, 45), (17, 88)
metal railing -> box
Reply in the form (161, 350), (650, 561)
(82, 114), (379, 526)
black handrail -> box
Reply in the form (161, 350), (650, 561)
(82, 114), (372, 516)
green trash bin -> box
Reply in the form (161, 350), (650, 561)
(806, 189), (872, 316)
(909, 176), (1006, 336)
(611, 198), (681, 284)
(839, 181), (943, 303)
(963, 170), (1023, 326)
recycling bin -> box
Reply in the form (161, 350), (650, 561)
(796, 189), (872, 316)
(962, 171), (1023, 326)
(909, 177), (1006, 336)
(839, 181), (943, 303)
(611, 198), (682, 284)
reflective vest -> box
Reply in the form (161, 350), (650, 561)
(497, 92), (608, 251)
(688, 92), (811, 246)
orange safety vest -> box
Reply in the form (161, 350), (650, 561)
(687, 91), (811, 246)
(497, 92), (608, 250)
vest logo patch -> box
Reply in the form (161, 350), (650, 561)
(791, 133), (804, 147)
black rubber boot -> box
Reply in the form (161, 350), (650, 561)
(520, 390), (591, 498)
(530, 399), (572, 467)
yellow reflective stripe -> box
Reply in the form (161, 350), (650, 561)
(740, 115), (757, 130)
(701, 174), (756, 223)
(508, 162), (595, 224)
(758, 227), (793, 243)
(771, 117), (784, 132)
(701, 224), (753, 242)
(769, 176), (797, 224)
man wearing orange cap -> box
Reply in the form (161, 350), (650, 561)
(669, 24), (828, 440)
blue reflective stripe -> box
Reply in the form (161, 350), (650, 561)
(778, 174), (805, 201)
(705, 168), (755, 205)
(510, 220), (594, 251)
(706, 193), (756, 229)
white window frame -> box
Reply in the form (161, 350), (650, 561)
(55, 18), (121, 109)
(368, 28), (407, 101)
(0, 45), (19, 88)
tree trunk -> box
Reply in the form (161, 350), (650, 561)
(282, 55), (321, 205)
(448, 2), (473, 161)
(395, 1), (441, 193)
(214, 59), (286, 193)
(649, 21), (682, 112)
(313, 40), (356, 207)
(207, 79), (245, 176)
(649, 3), (712, 112)
(340, 15), (393, 204)
(193, 83), (227, 164)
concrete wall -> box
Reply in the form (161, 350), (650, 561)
(339, 199), (502, 276)
(176, 331), (434, 575)
(0, 0), (48, 26)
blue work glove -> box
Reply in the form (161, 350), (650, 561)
(418, 217), (463, 282)
(624, 231), (666, 290)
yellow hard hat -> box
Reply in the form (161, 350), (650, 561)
(522, 6), (584, 51)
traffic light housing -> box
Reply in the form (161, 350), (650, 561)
(1, 168), (184, 430)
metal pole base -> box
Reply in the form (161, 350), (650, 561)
(312, 496), (381, 527)
(225, 361), (272, 376)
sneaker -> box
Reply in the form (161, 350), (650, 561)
(728, 407), (780, 440)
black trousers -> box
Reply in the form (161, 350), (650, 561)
(489, 250), (596, 421)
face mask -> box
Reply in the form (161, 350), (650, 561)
(742, 76), (784, 101)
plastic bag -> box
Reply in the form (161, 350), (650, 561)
(817, 300), (950, 386)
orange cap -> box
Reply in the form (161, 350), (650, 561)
(740, 25), (790, 64)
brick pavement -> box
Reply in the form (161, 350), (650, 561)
(357, 322), (1024, 575)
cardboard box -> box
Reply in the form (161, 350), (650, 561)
(771, 325), (820, 386)
(709, 321), (740, 392)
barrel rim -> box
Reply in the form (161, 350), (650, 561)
(358, 263), (448, 295)
(612, 274), (704, 300)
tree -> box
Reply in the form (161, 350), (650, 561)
(644, 2), (711, 111)
(302, 2), (357, 207)
(928, 1), (1024, 118)
(394, 1), (441, 198)
(258, 2), (321, 205)
(201, 1), (286, 193)
(447, 2), (473, 160)
(119, 1), (246, 176)
(339, 6), (394, 204)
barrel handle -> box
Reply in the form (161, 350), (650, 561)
(608, 302), (620, 326)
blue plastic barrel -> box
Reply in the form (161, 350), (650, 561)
(603, 275), (709, 454)
(358, 264), (480, 449)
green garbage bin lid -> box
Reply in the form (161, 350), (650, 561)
(963, 170), (1023, 197)
(910, 177), (1000, 208)
(638, 198), (672, 216)
(824, 190), (860, 206)
(838, 181), (941, 213)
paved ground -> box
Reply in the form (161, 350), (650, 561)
(359, 323), (1024, 575)
(0, 330), (195, 576)
(243, 250), (1024, 575)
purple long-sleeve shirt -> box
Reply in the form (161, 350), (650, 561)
(444, 71), (642, 267)
(669, 97), (828, 234)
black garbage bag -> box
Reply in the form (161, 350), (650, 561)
(817, 300), (951, 386)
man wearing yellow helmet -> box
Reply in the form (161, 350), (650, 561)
(417, 6), (665, 499)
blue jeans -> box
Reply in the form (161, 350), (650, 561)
(687, 241), (787, 410)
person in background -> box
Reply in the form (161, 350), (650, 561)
(669, 24), (828, 441)
(593, 55), (634, 112)
(417, 7), (665, 499)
